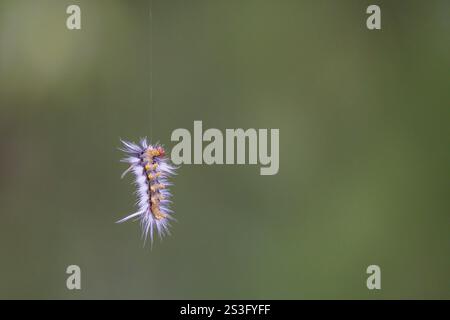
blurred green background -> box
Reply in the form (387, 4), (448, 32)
(0, 0), (449, 299)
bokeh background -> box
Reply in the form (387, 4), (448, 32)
(0, 0), (449, 299)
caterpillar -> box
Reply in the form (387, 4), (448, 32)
(117, 138), (176, 243)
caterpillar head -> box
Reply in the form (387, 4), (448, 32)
(156, 146), (165, 157)
(146, 146), (166, 159)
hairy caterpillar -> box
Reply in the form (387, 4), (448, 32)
(118, 138), (176, 243)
